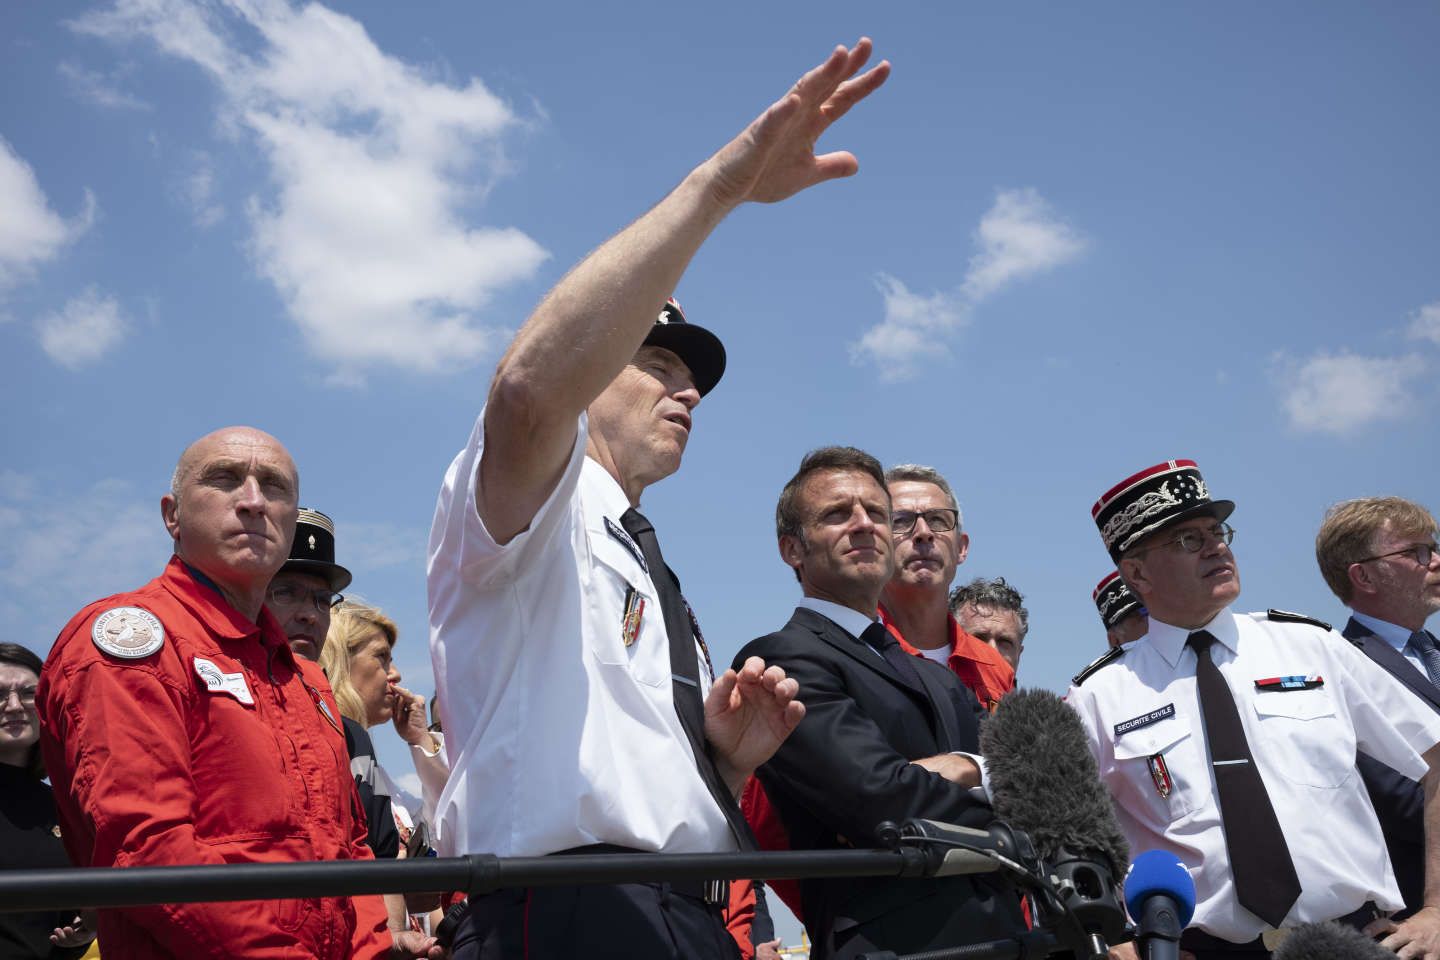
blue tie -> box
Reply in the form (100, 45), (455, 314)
(1408, 630), (1440, 687)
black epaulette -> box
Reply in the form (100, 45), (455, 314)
(1072, 646), (1125, 687)
(1266, 609), (1332, 632)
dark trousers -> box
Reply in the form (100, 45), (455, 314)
(450, 882), (742, 960)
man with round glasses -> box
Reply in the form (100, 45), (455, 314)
(877, 465), (1014, 710)
(1069, 460), (1440, 958)
(1316, 497), (1440, 921)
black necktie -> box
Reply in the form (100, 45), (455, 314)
(861, 621), (925, 691)
(621, 507), (755, 850)
(1188, 630), (1301, 927)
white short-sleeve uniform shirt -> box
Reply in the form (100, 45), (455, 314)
(427, 411), (733, 858)
(1067, 607), (1440, 943)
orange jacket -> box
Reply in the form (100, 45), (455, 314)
(38, 558), (392, 960)
(878, 606), (1016, 711)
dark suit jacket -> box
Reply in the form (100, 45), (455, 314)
(1344, 616), (1440, 915)
(735, 606), (1025, 960)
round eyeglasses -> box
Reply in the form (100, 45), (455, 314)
(1136, 523), (1235, 555)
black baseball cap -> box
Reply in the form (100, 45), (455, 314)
(642, 297), (726, 396)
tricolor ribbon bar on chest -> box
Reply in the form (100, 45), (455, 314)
(1253, 675), (1324, 691)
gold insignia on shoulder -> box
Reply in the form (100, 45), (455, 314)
(91, 607), (166, 659)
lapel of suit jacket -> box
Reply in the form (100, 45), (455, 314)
(910, 658), (961, 751)
(1344, 616), (1440, 712)
(790, 606), (948, 739)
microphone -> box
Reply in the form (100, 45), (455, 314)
(895, 818), (1038, 881)
(1272, 921), (1392, 960)
(980, 688), (1132, 954)
(1124, 851), (1195, 960)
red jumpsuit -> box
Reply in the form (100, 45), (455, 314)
(37, 557), (392, 959)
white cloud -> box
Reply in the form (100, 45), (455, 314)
(1275, 350), (1426, 435)
(1407, 301), (1440, 347)
(0, 137), (96, 296)
(850, 188), (1085, 378)
(849, 274), (966, 382)
(71, 0), (548, 380)
(0, 475), (171, 654)
(961, 188), (1087, 302)
(58, 60), (152, 110)
(35, 288), (129, 369)
(180, 152), (224, 227)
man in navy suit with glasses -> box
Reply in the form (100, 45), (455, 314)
(1316, 496), (1440, 921)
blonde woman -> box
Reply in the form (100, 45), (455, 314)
(322, 602), (449, 933)
(322, 602), (449, 832)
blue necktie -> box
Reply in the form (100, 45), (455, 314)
(1408, 630), (1440, 688)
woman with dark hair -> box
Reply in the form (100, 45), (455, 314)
(0, 643), (94, 959)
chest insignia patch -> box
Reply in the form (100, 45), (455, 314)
(1113, 702), (1176, 739)
(1254, 675), (1324, 691)
(621, 586), (645, 647)
(604, 517), (648, 572)
(91, 607), (166, 659)
(192, 657), (255, 706)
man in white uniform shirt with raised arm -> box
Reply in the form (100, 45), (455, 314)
(1068, 459), (1440, 960)
(427, 40), (889, 960)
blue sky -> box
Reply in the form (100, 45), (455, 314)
(3, 1), (1439, 939)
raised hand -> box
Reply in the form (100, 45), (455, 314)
(391, 685), (434, 750)
(700, 37), (890, 210)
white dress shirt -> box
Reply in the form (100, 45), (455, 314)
(1068, 607), (1440, 942)
(427, 410), (734, 857)
(1352, 610), (1430, 680)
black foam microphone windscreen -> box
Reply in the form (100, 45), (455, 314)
(1272, 922), (1392, 960)
(980, 688), (1130, 878)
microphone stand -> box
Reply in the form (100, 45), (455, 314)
(857, 826), (1131, 960)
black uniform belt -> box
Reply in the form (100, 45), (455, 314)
(1179, 901), (1385, 954)
(551, 843), (730, 906)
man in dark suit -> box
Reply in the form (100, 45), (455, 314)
(1316, 496), (1440, 918)
(734, 446), (1025, 960)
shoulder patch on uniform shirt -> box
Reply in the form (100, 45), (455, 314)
(1072, 645), (1124, 687)
(603, 516), (648, 572)
(1266, 609), (1332, 632)
(91, 606), (166, 659)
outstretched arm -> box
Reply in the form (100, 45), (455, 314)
(478, 39), (890, 543)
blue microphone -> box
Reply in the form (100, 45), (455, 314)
(1124, 851), (1196, 960)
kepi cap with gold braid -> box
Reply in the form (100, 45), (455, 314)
(1093, 571), (1143, 629)
(1092, 459), (1234, 561)
(282, 507), (352, 592)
